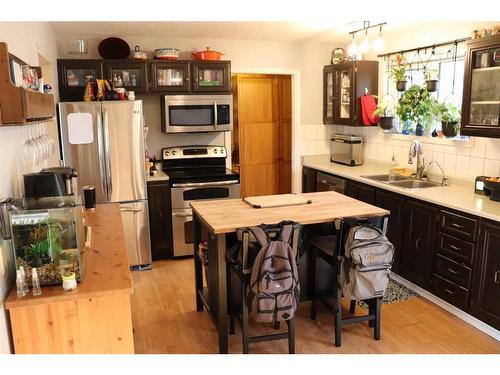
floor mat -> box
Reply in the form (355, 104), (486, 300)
(356, 279), (419, 309)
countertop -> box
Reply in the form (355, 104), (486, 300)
(191, 191), (389, 234)
(5, 204), (133, 309)
(302, 154), (500, 223)
(146, 164), (169, 182)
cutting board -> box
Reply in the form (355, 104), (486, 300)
(244, 194), (312, 209)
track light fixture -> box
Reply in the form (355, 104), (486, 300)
(348, 21), (386, 56)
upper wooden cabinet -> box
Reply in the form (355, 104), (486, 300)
(460, 34), (500, 138)
(0, 42), (55, 125)
(58, 59), (231, 101)
(323, 60), (378, 126)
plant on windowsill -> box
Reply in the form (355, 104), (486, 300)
(373, 95), (396, 130)
(424, 69), (439, 92)
(396, 84), (438, 136)
(435, 101), (461, 138)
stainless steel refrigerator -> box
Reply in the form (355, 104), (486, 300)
(58, 100), (152, 267)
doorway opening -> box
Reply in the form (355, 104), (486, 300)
(231, 73), (292, 197)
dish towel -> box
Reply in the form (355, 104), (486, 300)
(360, 95), (380, 126)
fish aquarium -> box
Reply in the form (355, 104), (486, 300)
(9, 196), (85, 286)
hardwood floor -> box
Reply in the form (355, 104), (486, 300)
(130, 259), (500, 354)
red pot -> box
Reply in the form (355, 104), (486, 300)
(192, 47), (224, 61)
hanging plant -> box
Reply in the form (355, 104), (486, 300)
(391, 53), (407, 91)
(395, 84), (438, 135)
(373, 95), (396, 130)
(424, 69), (439, 92)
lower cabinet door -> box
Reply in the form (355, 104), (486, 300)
(346, 180), (375, 204)
(375, 190), (405, 274)
(401, 200), (439, 290)
(147, 182), (173, 260)
(472, 220), (500, 330)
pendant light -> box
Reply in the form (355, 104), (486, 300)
(372, 25), (384, 52)
(359, 29), (370, 53)
(347, 34), (357, 57)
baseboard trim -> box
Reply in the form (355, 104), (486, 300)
(390, 273), (500, 342)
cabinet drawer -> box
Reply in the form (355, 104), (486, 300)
(436, 232), (474, 265)
(434, 254), (472, 288)
(432, 274), (469, 310)
(439, 210), (477, 242)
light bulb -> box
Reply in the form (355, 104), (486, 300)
(373, 27), (384, 52)
(360, 35), (370, 53)
(347, 38), (357, 56)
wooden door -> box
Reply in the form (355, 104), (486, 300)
(402, 200), (439, 290)
(235, 74), (291, 197)
(472, 220), (500, 329)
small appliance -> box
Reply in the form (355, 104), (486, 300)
(161, 94), (232, 133)
(24, 167), (77, 199)
(330, 134), (364, 166)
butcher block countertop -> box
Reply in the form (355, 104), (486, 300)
(190, 191), (389, 234)
(6, 204), (133, 309)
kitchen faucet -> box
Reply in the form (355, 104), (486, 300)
(408, 139), (425, 180)
(429, 160), (448, 186)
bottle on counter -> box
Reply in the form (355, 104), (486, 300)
(150, 157), (158, 176)
(19, 266), (29, 295)
(32, 268), (42, 296)
(16, 270), (26, 298)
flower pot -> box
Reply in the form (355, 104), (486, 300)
(415, 123), (424, 136)
(426, 79), (439, 92)
(441, 121), (459, 138)
(396, 80), (407, 92)
(379, 116), (394, 130)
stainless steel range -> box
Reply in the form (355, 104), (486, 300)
(162, 145), (240, 257)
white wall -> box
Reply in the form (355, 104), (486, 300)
(0, 22), (59, 354)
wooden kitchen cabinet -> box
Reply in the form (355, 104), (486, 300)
(375, 189), (405, 274)
(150, 61), (190, 92)
(460, 34), (500, 138)
(302, 167), (317, 193)
(147, 181), (173, 260)
(323, 60), (378, 126)
(191, 61), (231, 93)
(57, 59), (103, 101)
(346, 180), (376, 205)
(103, 60), (148, 92)
(401, 200), (438, 290)
(471, 219), (500, 329)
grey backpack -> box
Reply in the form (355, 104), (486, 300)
(243, 223), (300, 323)
(339, 224), (394, 301)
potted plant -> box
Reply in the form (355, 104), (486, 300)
(391, 53), (407, 91)
(424, 69), (439, 92)
(436, 102), (461, 137)
(373, 95), (395, 130)
(395, 84), (438, 136)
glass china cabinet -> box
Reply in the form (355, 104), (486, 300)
(191, 61), (231, 92)
(57, 60), (102, 101)
(150, 61), (190, 92)
(103, 61), (148, 92)
(461, 34), (500, 138)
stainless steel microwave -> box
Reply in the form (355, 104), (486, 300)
(161, 94), (233, 133)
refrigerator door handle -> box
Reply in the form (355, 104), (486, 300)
(103, 109), (113, 202)
(96, 112), (107, 196)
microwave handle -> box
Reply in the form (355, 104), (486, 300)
(214, 100), (218, 131)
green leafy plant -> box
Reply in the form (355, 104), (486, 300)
(24, 223), (66, 264)
(373, 95), (394, 117)
(396, 84), (438, 130)
(390, 65), (406, 82)
(435, 102), (461, 124)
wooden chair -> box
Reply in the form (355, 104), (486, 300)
(226, 222), (301, 354)
(309, 216), (388, 347)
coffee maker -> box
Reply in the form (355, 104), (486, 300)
(24, 167), (78, 199)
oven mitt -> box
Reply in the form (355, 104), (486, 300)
(361, 95), (380, 126)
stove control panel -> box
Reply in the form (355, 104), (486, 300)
(162, 146), (226, 160)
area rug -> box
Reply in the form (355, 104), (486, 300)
(356, 279), (419, 310)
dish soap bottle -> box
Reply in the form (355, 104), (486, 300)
(32, 268), (42, 296)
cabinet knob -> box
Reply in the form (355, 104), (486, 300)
(415, 238), (421, 250)
(495, 270), (499, 284)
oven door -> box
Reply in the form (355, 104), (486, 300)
(171, 180), (240, 209)
(162, 95), (232, 133)
(172, 208), (195, 257)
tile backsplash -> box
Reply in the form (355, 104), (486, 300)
(301, 124), (500, 180)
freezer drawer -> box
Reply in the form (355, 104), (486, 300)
(120, 201), (152, 267)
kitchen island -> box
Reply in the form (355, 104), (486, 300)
(190, 191), (389, 353)
(5, 204), (134, 354)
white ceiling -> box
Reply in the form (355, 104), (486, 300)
(49, 21), (395, 43)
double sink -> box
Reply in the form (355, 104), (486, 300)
(361, 174), (442, 189)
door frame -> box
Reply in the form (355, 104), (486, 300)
(231, 68), (301, 193)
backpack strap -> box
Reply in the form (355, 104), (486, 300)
(279, 223), (294, 244)
(246, 226), (269, 247)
